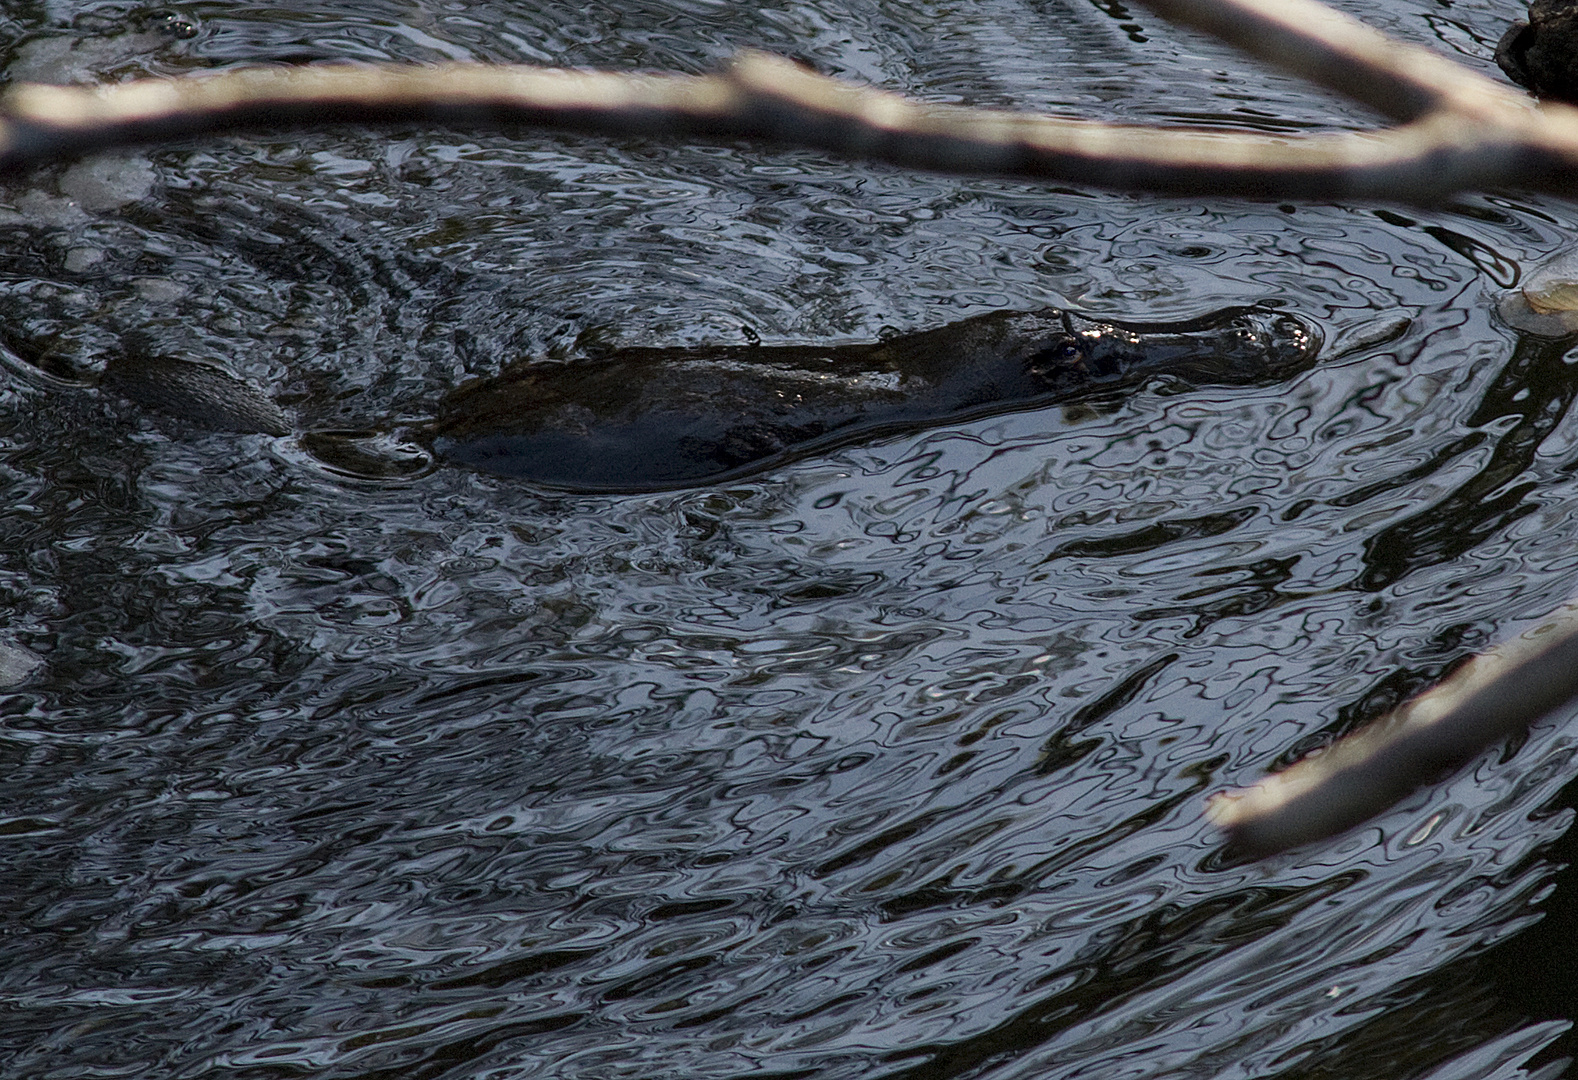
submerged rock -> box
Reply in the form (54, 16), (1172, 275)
(0, 640), (43, 687)
(1496, 246), (1578, 336)
(434, 306), (1319, 492)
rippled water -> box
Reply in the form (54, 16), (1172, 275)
(2, 1), (1578, 1077)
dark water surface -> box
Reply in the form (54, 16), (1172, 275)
(2, 1), (1578, 1077)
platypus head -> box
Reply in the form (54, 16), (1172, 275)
(1036, 307), (1320, 388)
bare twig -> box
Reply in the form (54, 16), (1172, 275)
(1207, 600), (1578, 857)
(0, 0), (1575, 199)
(1140, 0), (1510, 120)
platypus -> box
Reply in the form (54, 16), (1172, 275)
(432, 306), (1318, 491)
(76, 305), (1317, 490)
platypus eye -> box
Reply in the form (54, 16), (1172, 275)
(1030, 340), (1082, 368)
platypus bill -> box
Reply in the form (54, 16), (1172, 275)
(432, 306), (1319, 493)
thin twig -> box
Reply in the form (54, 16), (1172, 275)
(1207, 600), (1578, 857)
(1140, 0), (1508, 120)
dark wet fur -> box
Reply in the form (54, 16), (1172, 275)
(101, 352), (290, 436)
(434, 306), (1319, 492)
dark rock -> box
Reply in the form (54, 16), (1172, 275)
(434, 306), (1319, 492)
(1496, 1), (1578, 101)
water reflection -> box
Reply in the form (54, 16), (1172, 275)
(1354, 330), (1578, 593)
(2, 1), (1578, 1079)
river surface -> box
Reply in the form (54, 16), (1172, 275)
(2, 1), (1577, 1077)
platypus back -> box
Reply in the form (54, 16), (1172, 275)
(434, 306), (1318, 492)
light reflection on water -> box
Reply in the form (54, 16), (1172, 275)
(2, 1), (1578, 1077)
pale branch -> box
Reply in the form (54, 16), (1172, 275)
(729, 53), (1540, 198)
(1140, 0), (1511, 121)
(1207, 598), (1578, 857)
(0, 0), (1575, 199)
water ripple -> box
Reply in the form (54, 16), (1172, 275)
(2, 1), (1578, 1079)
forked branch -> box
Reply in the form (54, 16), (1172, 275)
(0, 0), (1575, 200)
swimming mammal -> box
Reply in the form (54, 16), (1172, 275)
(433, 306), (1318, 492)
(72, 305), (1317, 490)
